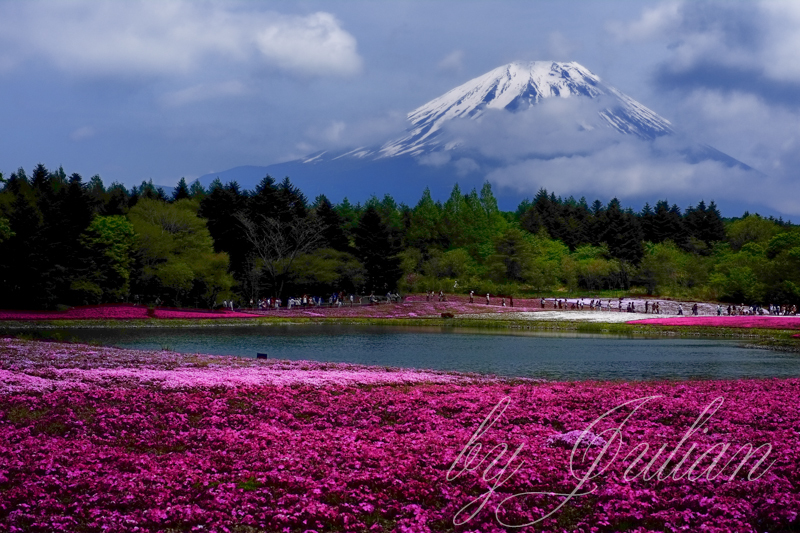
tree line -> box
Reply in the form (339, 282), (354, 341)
(0, 164), (798, 309)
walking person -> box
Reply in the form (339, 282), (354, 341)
(486, 293), (490, 305)
(469, 290), (474, 303)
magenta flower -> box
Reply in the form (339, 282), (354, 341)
(0, 337), (797, 532)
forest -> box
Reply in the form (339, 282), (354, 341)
(0, 163), (798, 310)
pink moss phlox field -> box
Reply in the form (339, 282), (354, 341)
(1, 340), (799, 532)
(0, 304), (260, 321)
(269, 294), (542, 319)
(0, 296), (543, 322)
(629, 316), (800, 330)
(0, 339), (488, 393)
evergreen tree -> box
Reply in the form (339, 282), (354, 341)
(406, 187), (444, 251)
(189, 180), (207, 199)
(276, 177), (307, 222)
(515, 198), (532, 219)
(249, 176), (280, 218)
(30, 163), (50, 195)
(335, 197), (360, 233)
(597, 202), (644, 265)
(171, 177), (191, 202)
(354, 206), (402, 292)
(314, 195), (350, 252)
(685, 200), (725, 245)
(198, 180), (250, 279)
(639, 202), (656, 242)
(487, 228), (537, 282)
(103, 182), (130, 216)
(649, 200), (689, 247)
(0, 190), (46, 307)
(87, 175), (105, 204)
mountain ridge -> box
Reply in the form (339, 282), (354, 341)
(198, 60), (758, 213)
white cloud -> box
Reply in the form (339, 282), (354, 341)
(69, 126), (95, 141)
(161, 80), (247, 107)
(759, 1), (800, 82)
(422, 98), (800, 215)
(545, 32), (580, 62)
(669, 89), (800, 179)
(454, 157), (480, 176)
(320, 121), (348, 143)
(302, 112), (408, 152)
(256, 12), (361, 76)
(609, 1), (800, 84)
(160, 80), (246, 107)
(418, 152), (451, 167)
(486, 142), (751, 200)
(437, 50), (464, 73)
(607, 2), (682, 42)
(442, 98), (625, 160)
(601, 0), (800, 216)
(0, 2), (362, 78)
(485, 137), (800, 215)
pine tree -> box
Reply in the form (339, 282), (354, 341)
(651, 200), (689, 247)
(314, 195), (350, 252)
(597, 202), (644, 265)
(171, 177), (191, 202)
(354, 206), (402, 292)
(103, 183), (130, 216)
(189, 180), (207, 199)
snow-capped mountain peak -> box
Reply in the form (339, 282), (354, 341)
(377, 60), (673, 158)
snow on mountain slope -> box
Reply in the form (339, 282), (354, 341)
(202, 60), (761, 213)
(375, 61), (674, 158)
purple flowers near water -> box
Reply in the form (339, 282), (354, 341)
(1, 338), (798, 532)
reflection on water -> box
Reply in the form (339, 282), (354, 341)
(61, 324), (800, 381)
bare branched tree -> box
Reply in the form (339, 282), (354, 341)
(235, 213), (326, 298)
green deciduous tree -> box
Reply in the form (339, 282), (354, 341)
(726, 215), (781, 251)
(73, 215), (136, 303)
(128, 198), (234, 306)
(287, 248), (366, 295)
(0, 217), (12, 243)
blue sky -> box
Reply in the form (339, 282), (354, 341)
(1, 1), (799, 216)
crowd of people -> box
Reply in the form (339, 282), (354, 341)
(221, 292), (406, 311)
(216, 292), (797, 317)
(723, 303), (798, 316)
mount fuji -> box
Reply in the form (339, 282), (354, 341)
(199, 61), (755, 210)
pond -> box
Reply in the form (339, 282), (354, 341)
(63, 324), (800, 381)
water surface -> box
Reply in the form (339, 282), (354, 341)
(65, 324), (800, 381)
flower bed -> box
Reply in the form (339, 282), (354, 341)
(1, 339), (798, 532)
(628, 315), (800, 330)
(257, 297), (541, 319)
(0, 304), (259, 321)
(0, 297), (542, 322)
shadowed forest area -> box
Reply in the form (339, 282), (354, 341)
(0, 164), (798, 309)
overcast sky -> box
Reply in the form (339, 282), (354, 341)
(1, 1), (799, 216)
